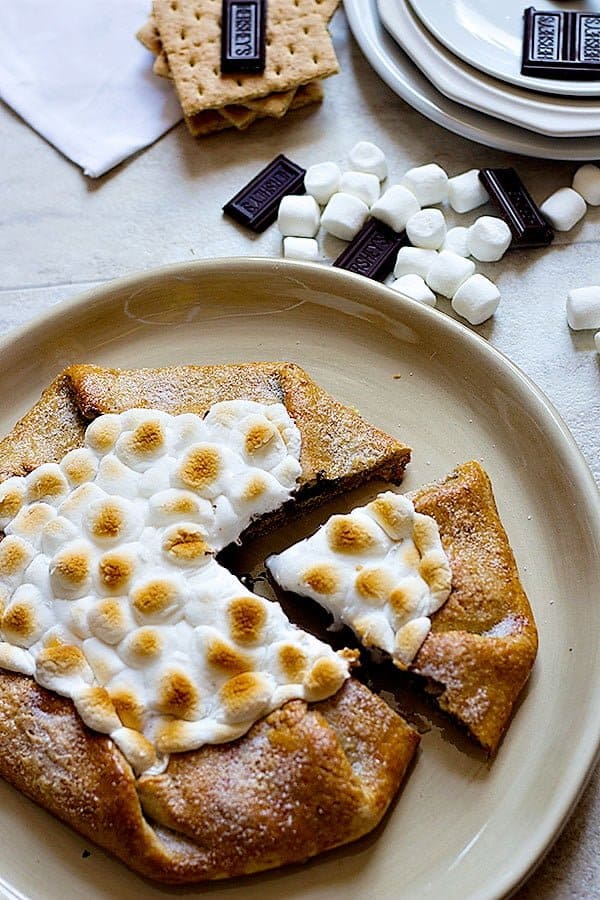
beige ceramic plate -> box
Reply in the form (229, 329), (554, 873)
(0, 259), (598, 900)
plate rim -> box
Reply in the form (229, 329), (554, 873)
(0, 257), (599, 900)
(342, 0), (600, 160)
(377, 0), (600, 138)
(406, 0), (600, 98)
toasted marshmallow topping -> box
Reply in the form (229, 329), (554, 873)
(0, 403), (349, 773)
(267, 491), (452, 668)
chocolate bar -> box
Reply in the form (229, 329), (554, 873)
(223, 154), (306, 232)
(478, 168), (554, 248)
(333, 219), (409, 281)
(522, 7), (600, 81)
(221, 0), (266, 75)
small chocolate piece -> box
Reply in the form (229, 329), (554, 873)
(478, 168), (554, 249)
(223, 154), (306, 232)
(221, 0), (266, 75)
(522, 7), (600, 81)
(333, 219), (409, 281)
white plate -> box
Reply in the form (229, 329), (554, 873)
(407, 0), (600, 96)
(0, 259), (599, 900)
(378, 0), (600, 138)
(343, 0), (600, 159)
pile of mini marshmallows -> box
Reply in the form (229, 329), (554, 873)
(276, 142), (600, 339)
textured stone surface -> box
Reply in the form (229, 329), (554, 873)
(0, 11), (598, 897)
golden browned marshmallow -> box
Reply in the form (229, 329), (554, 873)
(0, 478), (26, 524)
(206, 637), (253, 675)
(131, 578), (184, 623)
(227, 596), (267, 645)
(74, 685), (122, 733)
(277, 643), (308, 682)
(2, 597), (43, 647)
(301, 563), (341, 596)
(178, 445), (221, 490)
(219, 671), (272, 723)
(97, 550), (136, 593)
(26, 464), (69, 503)
(88, 598), (134, 645)
(0, 535), (34, 579)
(244, 420), (278, 455)
(85, 414), (122, 453)
(155, 667), (201, 720)
(120, 627), (164, 668)
(50, 542), (92, 598)
(355, 566), (395, 604)
(162, 524), (212, 565)
(303, 656), (347, 700)
(327, 515), (377, 554)
(60, 448), (98, 486)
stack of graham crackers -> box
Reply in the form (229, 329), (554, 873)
(137, 0), (340, 137)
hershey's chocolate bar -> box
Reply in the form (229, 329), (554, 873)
(223, 154), (306, 232)
(333, 219), (409, 281)
(522, 7), (600, 80)
(221, 0), (266, 75)
(478, 168), (554, 248)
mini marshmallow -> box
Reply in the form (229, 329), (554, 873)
(304, 162), (341, 206)
(540, 188), (586, 232)
(277, 195), (320, 237)
(339, 171), (380, 207)
(442, 226), (471, 257)
(393, 246), (438, 279)
(282, 237), (320, 261)
(566, 286), (600, 330)
(370, 185), (420, 232)
(401, 163), (448, 205)
(595, 332), (600, 353)
(390, 274), (436, 307)
(451, 274), (500, 325)
(405, 208), (447, 250)
(467, 216), (512, 262)
(572, 164), (600, 207)
(447, 169), (489, 214)
(348, 141), (388, 181)
(321, 192), (369, 241)
(426, 250), (475, 299)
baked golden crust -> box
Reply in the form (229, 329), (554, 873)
(0, 674), (417, 883)
(411, 461), (538, 753)
(0, 363), (416, 883)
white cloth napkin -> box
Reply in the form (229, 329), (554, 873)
(0, 0), (182, 177)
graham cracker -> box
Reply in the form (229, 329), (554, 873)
(219, 104), (259, 129)
(152, 50), (171, 77)
(138, 10), (300, 119)
(184, 79), (323, 137)
(152, 0), (338, 116)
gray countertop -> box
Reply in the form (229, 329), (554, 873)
(0, 10), (598, 898)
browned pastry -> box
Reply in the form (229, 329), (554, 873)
(411, 461), (538, 753)
(0, 363), (416, 883)
(0, 674), (417, 883)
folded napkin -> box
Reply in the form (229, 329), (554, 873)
(0, 0), (182, 177)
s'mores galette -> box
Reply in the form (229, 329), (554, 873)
(0, 363), (418, 883)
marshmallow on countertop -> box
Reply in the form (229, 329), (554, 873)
(442, 226), (471, 257)
(304, 162), (341, 206)
(283, 237), (320, 261)
(448, 169), (489, 214)
(467, 216), (512, 262)
(566, 286), (600, 330)
(321, 192), (369, 241)
(339, 171), (380, 208)
(406, 208), (447, 250)
(595, 332), (600, 353)
(540, 188), (586, 232)
(572, 164), (600, 207)
(390, 274), (436, 307)
(371, 185), (420, 232)
(452, 274), (500, 325)
(277, 195), (320, 238)
(401, 163), (448, 206)
(393, 246), (438, 280)
(348, 141), (388, 181)
(426, 251), (475, 299)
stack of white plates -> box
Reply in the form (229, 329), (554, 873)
(344, 0), (600, 159)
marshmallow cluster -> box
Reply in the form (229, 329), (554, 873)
(267, 491), (452, 669)
(279, 145), (597, 343)
(0, 404), (351, 773)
